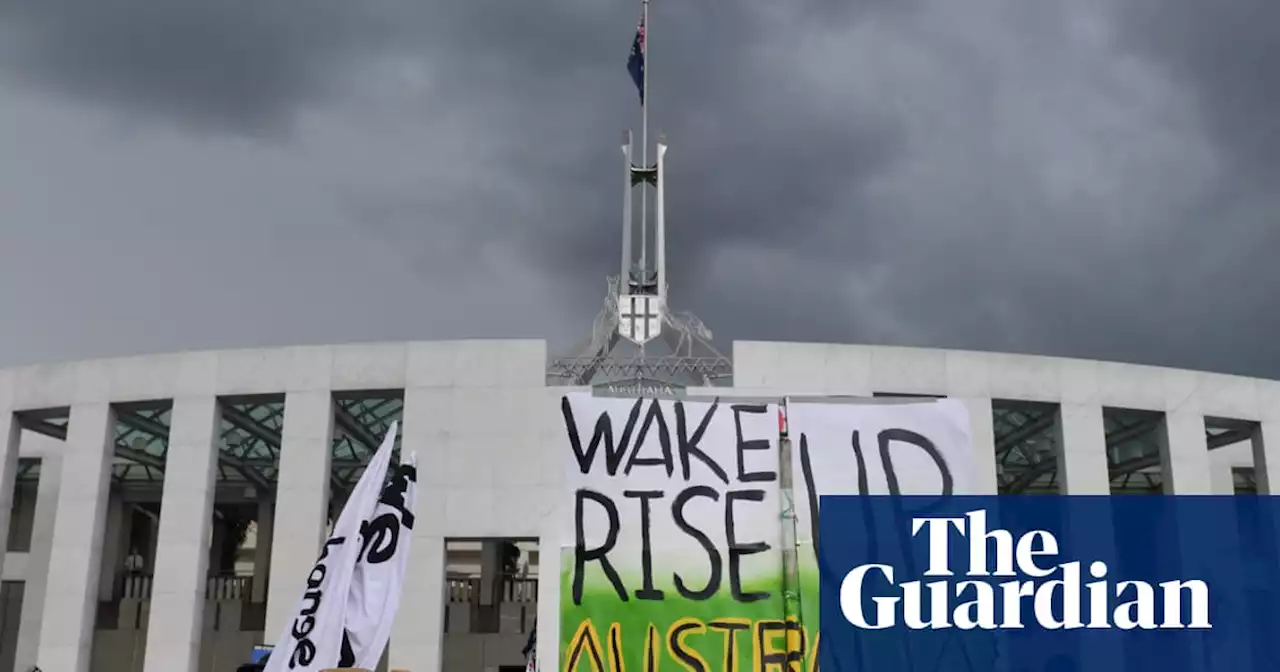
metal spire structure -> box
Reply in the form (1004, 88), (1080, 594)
(547, 1), (732, 392)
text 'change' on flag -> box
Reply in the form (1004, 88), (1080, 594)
(627, 13), (645, 104)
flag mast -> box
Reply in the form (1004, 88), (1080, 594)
(638, 0), (651, 275)
(616, 0), (665, 351)
(550, 0), (732, 388)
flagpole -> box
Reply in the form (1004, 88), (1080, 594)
(639, 0), (650, 277)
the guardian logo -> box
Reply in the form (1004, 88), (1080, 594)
(840, 510), (1211, 631)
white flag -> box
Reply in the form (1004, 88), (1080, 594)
(344, 451), (417, 668)
(264, 421), (400, 672)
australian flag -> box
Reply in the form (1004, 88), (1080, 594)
(627, 13), (645, 104)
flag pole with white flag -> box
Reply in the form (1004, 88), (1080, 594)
(344, 449), (417, 669)
(263, 421), (417, 672)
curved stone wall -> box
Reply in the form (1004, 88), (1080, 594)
(0, 339), (1275, 672)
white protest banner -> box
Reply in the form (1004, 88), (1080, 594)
(344, 451), (417, 669)
(264, 421), (401, 672)
(785, 399), (979, 669)
(788, 399), (976, 541)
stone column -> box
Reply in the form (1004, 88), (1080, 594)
(535, 513), (561, 672)
(1206, 441), (1253, 670)
(1053, 403), (1123, 669)
(956, 397), (1005, 671)
(1053, 404), (1110, 494)
(390, 385), (447, 671)
(959, 398), (998, 494)
(1155, 411), (1211, 672)
(14, 451), (61, 672)
(142, 396), (221, 672)
(36, 403), (115, 672)
(1158, 410), (1211, 494)
(1252, 421), (1280, 495)
(264, 391), (333, 642)
(0, 412), (20, 570)
(388, 537), (446, 672)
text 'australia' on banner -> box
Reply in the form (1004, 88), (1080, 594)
(559, 392), (784, 672)
(788, 398), (980, 672)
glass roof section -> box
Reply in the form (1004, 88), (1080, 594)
(994, 406), (1258, 494)
(12, 397), (1253, 494)
(218, 399), (284, 489)
(1102, 409), (1165, 492)
(114, 403), (172, 482)
(332, 395), (404, 488)
(992, 402), (1060, 493)
(12, 394), (405, 488)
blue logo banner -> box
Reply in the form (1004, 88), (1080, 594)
(817, 495), (1280, 672)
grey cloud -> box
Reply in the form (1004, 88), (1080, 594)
(1118, 0), (1280, 185)
(2, 0), (1280, 380)
(0, 0), (391, 134)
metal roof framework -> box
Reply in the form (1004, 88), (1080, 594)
(991, 402), (1258, 494)
(547, 276), (733, 387)
(8, 388), (1257, 495)
(11, 393), (404, 494)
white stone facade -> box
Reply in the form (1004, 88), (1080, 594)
(0, 339), (1275, 672)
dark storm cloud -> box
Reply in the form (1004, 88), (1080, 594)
(1118, 0), (1280, 185)
(3, 0), (1280, 378)
(0, 0), (391, 134)
(340, 0), (912, 339)
(1107, 0), (1280, 375)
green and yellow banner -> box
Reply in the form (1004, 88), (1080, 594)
(556, 393), (977, 672)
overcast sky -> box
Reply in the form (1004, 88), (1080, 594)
(0, 0), (1277, 378)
